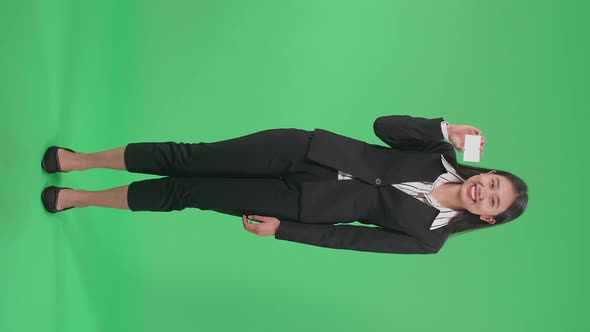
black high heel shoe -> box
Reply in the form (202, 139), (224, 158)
(41, 146), (76, 173)
(41, 186), (74, 214)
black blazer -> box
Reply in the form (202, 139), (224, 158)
(275, 115), (460, 254)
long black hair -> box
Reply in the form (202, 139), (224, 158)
(445, 163), (529, 236)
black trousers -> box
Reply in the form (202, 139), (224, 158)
(124, 129), (338, 221)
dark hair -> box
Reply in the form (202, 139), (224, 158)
(445, 163), (529, 236)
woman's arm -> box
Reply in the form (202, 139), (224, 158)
(374, 115), (486, 155)
(241, 215), (440, 254)
(373, 115), (447, 151)
(275, 220), (440, 254)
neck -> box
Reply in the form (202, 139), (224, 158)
(433, 183), (466, 211)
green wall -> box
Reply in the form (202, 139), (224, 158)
(1, 1), (587, 331)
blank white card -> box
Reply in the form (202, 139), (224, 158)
(463, 135), (481, 162)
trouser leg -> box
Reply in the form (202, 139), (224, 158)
(127, 176), (300, 220)
(124, 129), (312, 178)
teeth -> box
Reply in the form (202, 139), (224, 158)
(471, 186), (476, 201)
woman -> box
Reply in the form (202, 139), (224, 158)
(41, 115), (528, 254)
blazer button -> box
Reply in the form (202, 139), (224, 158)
(374, 178), (382, 185)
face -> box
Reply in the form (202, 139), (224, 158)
(461, 171), (516, 224)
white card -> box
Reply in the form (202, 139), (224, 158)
(463, 135), (481, 162)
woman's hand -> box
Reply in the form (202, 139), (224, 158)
(447, 124), (486, 156)
(242, 215), (280, 236)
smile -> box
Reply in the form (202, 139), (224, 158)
(469, 185), (477, 202)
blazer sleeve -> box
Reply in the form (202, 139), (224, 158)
(274, 220), (441, 254)
(373, 115), (449, 152)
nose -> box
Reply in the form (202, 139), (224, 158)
(479, 185), (488, 201)
(478, 185), (494, 201)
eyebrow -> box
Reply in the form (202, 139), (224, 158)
(497, 178), (500, 208)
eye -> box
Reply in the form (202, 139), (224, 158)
(491, 198), (495, 207)
(491, 180), (494, 188)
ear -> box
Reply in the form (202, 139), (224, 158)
(480, 215), (496, 224)
(487, 170), (497, 174)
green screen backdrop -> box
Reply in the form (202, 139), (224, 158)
(1, 0), (587, 331)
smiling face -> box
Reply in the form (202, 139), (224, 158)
(461, 171), (517, 224)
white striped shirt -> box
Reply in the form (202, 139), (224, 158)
(337, 121), (463, 230)
(392, 155), (463, 230)
(337, 155), (464, 230)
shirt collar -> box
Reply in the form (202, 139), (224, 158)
(440, 155), (465, 182)
(426, 156), (465, 207)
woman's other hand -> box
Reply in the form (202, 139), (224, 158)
(447, 124), (486, 156)
(242, 215), (280, 236)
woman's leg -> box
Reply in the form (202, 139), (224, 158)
(56, 177), (300, 220)
(59, 129), (312, 177)
(124, 129), (312, 178)
(56, 186), (129, 211)
(126, 177), (300, 220)
(57, 147), (126, 172)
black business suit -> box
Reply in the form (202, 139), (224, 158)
(124, 115), (458, 254)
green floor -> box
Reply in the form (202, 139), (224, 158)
(1, 1), (588, 331)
